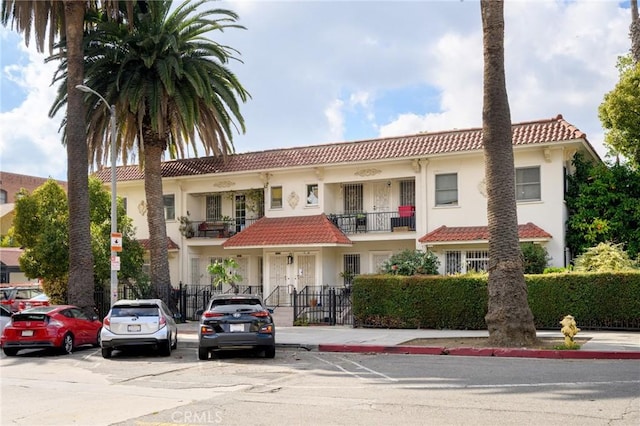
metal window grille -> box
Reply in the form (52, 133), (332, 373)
(465, 250), (489, 272)
(435, 173), (458, 206)
(445, 251), (462, 274)
(399, 180), (415, 206)
(235, 194), (246, 232)
(205, 194), (222, 221)
(516, 166), (541, 201)
(190, 257), (200, 285)
(343, 254), (360, 286)
(343, 184), (363, 214)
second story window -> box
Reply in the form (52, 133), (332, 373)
(435, 173), (458, 206)
(343, 183), (363, 214)
(516, 166), (541, 201)
(271, 186), (282, 209)
(206, 194), (222, 221)
(399, 180), (415, 206)
(306, 184), (318, 205)
(163, 194), (175, 220)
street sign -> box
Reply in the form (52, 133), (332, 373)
(111, 255), (121, 271)
(111, 232), (123, 252)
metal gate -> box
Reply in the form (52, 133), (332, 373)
(292, 286), (352, 326)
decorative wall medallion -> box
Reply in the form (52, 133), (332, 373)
(477, 178), (487, 198)
(354, 168), (381, 177)
(137, 200), (147, 216)
(287, 191), (299, 209)
(214, 180), (235, 188)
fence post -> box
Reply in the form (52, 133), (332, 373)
(292, 288), (298, 322)
(330, 288), (337, 326)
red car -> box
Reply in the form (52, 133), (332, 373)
(1, 305), (102, 356)
(17, 293), (50, 312)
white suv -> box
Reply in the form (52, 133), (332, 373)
(100, 299), (178, 358)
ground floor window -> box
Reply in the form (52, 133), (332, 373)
(444, 250), (489, 274)
(342, 254), (360, 286)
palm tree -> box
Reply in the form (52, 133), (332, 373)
(480, 0), (538, 347)
(51, 0), (249, 304)
(1, 0), (134, 313)
(632, 0), (640, 63)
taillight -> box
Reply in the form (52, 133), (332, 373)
(203, 311), (224, 318)
(259, 324), (273, 334)
(103, 316), (111, 330)
(251, 310), (270, 318)
(158, 315), (166, 330)
(47, 318), (64, 328)
(200, 325), (214, 335)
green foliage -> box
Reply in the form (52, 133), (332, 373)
(12, 178), (146, 301)
(521, 243), (550, 274)
(566, 153), (640, 260)
(543, 266), (572, 274)
(598, 56), (640, 166)
(352, 272), (640, 330)
(574, 242), (638, 272)
(380, 249), (440, 276)
(208, 258), (242, 293)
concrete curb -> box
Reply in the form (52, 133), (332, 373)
(317, 344), (640, 360)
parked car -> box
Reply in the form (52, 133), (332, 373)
(100, 299), (178, 358)
(198, 294), (275, 360)
(0, 305), (102, 356)
(1, 286), (44, 313)
(0, 305), (12, 334)
(18, 293), (50, 312)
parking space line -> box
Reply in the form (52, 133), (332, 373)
(311, 354), (397, 382)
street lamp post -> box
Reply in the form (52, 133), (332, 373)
(76, 84), (119, 307)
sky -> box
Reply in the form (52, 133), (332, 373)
(0, 0), (632, 182)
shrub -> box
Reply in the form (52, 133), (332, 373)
(574, 242), (638, 272)
(521, 243), (550, 274)
(380, 249), (440, 275)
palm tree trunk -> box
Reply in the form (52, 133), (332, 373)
(143, 140), (172, 304)
(480, 0), (538, 347)
(631, 0), (640, 63)
(65, 0), (95, 313)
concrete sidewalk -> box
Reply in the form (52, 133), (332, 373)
(176, 321), (640, 359)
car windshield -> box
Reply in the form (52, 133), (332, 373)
(211, 304), (261, 314)
(210, 298), (263, 307)
(111, 306), (159, 317)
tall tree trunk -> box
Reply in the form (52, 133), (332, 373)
(631, 0), (640, 63)
(143, 140), (172, 305)
(480, 0), (538, 347)
(65, 0), (95, 313)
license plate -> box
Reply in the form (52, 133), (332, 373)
(230, 323), (244, 332)
(127, 324), (141, 332)
(21, 330), (34, 337)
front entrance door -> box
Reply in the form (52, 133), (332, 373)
(295, 254), (316, 290)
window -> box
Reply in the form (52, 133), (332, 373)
(516, 166), (541, 201)
(343, 254), (360, 286)
(306, 184), (318, 205)
(435, 173), (458, 206)
(271, 186), (283, 209)
(163, 194), (175, 220)
(343, 183), (363, 214)
(0, 189), (6, 204)
(206, 194), (222, 221)
(466, 250), (489, 273)
(399, 180), (415, 206)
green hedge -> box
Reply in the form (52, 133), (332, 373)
(352, 272), (640, 330)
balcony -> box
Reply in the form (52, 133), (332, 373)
(180, 217), (262, 239)
(327, 211), (415, 234)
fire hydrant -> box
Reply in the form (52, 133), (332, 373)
(560, 315), (580, 346)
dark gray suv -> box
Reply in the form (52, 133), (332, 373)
(197, 294), (275, 360)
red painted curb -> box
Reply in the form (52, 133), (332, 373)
(317, 344), (640, 359)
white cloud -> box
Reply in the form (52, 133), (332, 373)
(324, 99), (345, 142)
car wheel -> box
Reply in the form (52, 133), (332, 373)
(171, 331), (178, 350)
(264, 345), (276, 359)
(160, 340), (172, 357)
(61, 333), (74, 355)
(197, 347), (209, 360)
(3, 347), (18, 356)
(101, 347), (112, 359)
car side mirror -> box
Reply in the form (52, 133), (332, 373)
(267, 308), (274, 314)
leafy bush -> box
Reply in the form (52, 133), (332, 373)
(574, 242), (638, 272)
(380, 249), (440, 275)
(521, 243), (550, 274)
(543, 266), (572, 274)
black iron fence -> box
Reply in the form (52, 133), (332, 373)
(292, 286), (353, 326)
(94, 283), (262, 322)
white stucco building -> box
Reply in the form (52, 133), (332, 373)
(97, 114), (600, 300)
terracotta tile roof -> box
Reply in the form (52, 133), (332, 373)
(0, 247), (23, 267)
(137, 237), (180, 251)
(223, 214), (352, 248)
(418, 222), (552, 244)
(94, 115), (591, 182)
